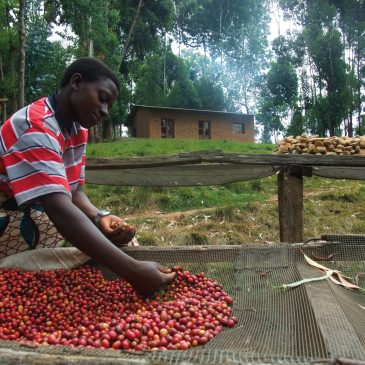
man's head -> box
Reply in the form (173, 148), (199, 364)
(60, 57), (120, 91)
(60, 58), (120, 129)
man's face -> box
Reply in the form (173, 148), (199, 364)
(70, 76), (118, 129)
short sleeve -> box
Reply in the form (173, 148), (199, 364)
(2, 125), (71, 206)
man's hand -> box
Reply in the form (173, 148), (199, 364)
(130, 261), (176, 297)
(41, 193), (173, 297)
(98, 215), (135, 246)
(72, 187), (135, 245)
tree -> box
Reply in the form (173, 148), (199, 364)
(173, 0), (270, 115)
(256, 34), (298, 142)
(116, 0), (175, 73)
(0, 0), (20, 116)
(331, 0), (365, 135)
(279, 0), (356, 136)
(25, 2), (73, 103)
(132, 54), (167, 106)
(133, 49), (202, 109)
(256, 60), (298, 142)
(132, 45), (229, 111)
(306, 29), (349, 135)
(182, 50), (228, 110)
(256, 95), (285, 143)
(267, 59), (298, 108)
(52, 0), (125, 140)
(18, 0), (25, 108)
(287, 107), (305, 136)
(193, 77), (226, 110)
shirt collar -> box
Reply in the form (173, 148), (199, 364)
(46, 94), (79, 138)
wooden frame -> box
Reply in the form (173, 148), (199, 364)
(86, 151), (365, 243)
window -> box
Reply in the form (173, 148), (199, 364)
(161, 118), (175, 138)
(198, 120), (211, 139)
(233, 123), (245, 134)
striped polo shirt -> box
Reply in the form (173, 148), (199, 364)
(0, 96), (88, 206)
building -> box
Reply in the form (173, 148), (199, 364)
(128, 105), (255, 142)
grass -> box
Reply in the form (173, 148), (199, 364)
(84, 180), (272, 216)
(83, 138), (365, 246)
(86, 138), (275, 157)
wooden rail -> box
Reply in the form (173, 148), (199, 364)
(86, 151), (365, 243)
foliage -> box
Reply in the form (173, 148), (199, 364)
(1, 0), (364, 142)
(266, 60), (298, 107)
(257, 53), (298, 142)
(132, 47), (228, 111)
(132, 53), (167, 106)
(287, 108), (305, 137)
(0, 0), (20, 116)
(279, 0), (365, 137)
(25, 3), (73, 103)
(193, 77), (226, 111)
(115, 0), (175, 63)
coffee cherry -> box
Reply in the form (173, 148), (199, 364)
(0, 266), (236, 351)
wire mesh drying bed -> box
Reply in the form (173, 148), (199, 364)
(1, 237), (365, 365)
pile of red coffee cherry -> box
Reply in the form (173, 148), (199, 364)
(0, 265), (237, 350)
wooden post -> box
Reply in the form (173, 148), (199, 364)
(277, 166), (304, 243)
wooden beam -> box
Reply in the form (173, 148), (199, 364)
(86, 153), (365, 171)
(86, 164), (279, 187)
(277, 167), (304, 243)
(0, 347), (152, 365)
(312, 166), (365, 180)
(212, 154), (365, 167)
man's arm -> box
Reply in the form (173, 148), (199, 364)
(40, 192), (175, 296)
(71, 185), (99, 220)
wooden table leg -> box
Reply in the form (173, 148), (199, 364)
(277, 166), (304, 243)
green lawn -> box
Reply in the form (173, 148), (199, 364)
(85, 138), (276, 215)
(86, 138), (275, 158)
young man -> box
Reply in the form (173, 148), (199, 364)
(0, 57), (175, 296)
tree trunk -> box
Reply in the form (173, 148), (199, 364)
(163, 33), (168, 94)
(0, 53), (3, 83)
(118, 0), (143, 71)
(174, 1), (181, 57)
(18, 0), (26, 108)
(87, 15), (93, 57)
(356, 34), (362, 132)
(85, 14), (99, 144)
(328, 33), (335, 137)
(219, 0), (223, 68)
(4, 2), (17, 113)
(10, 47), (18, 112)
(0, 53), (6, 122)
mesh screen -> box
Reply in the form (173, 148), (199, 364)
(2, 238), (365, 364)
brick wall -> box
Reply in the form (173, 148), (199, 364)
(133, 108), (255, 142)
(134, 109), (150, 138)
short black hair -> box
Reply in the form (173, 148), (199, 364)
(60, 57), (120, 91)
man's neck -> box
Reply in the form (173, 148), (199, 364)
(54, 88), (75, 134)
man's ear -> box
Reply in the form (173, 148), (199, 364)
(70, 73), (83, 91)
